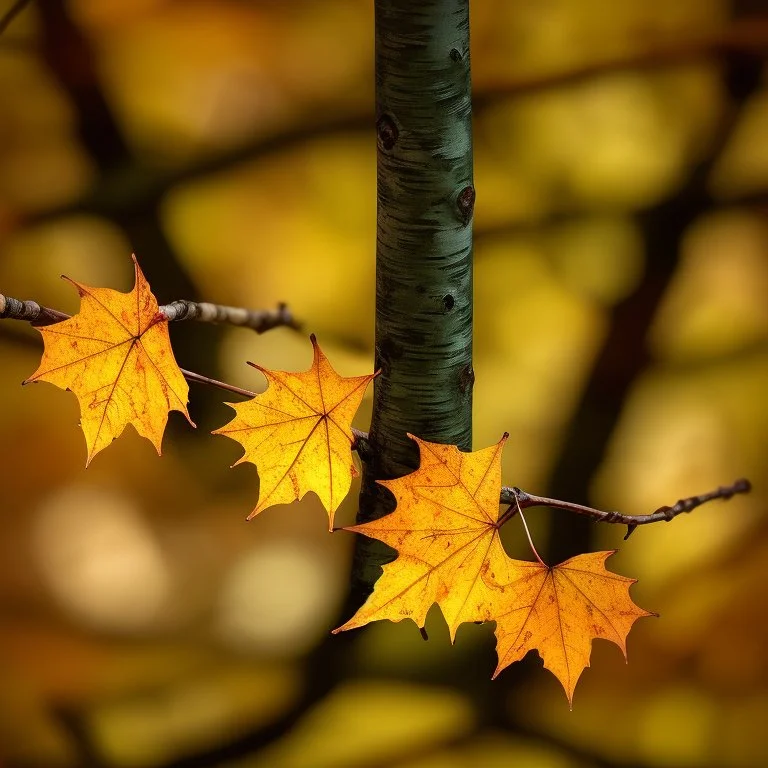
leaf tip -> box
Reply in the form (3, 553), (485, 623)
(60, 274), (80, 293)
(245, 360), (267, 376)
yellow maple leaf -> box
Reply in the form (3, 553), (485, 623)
(492, 551), (654, 706)
(334, 435), (652, 704)
(24, 255), (193, 464)
(213, 335), (376, 529)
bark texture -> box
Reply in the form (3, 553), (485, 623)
(353, 0), (474, 593)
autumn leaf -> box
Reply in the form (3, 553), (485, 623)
(334, 435), (652, 704)
(24, 255), (193, 464)
(333, 434), (519, 638)
(213, 335), (376, 529)
(492, 551), (655, 706)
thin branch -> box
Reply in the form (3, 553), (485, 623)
(517, 506), (546, 565)
(351, 430), (750, 536)
(160, 299), (300, 333)
(0, 291), (294, 402)
(0, 0), (33, 37)
(0, 295), (69, 325)
(501, 479), (752, 539)
(0, 292), (299, 334)
(181, 368), (255, 400)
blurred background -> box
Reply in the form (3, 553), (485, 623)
(1, 0), (767, 766)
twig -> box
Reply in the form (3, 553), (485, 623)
(0, 291), (297, 402)
(160, 299), (300, 333)
(0, 292), (299, 334)
(180, 368), (256, 400)
(0, 295), (69, 325)
(500, 480), (752, 539)
(0, 0), (32, 36)
(517, 505), (546, 565)
(351, 430), (750, 536)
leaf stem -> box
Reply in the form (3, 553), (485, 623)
(517, 505), (546, 566)
(180, 368), (256, 400)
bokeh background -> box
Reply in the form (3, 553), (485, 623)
(1, 1), (767, 766)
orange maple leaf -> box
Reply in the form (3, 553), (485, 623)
(24, 255), (193, 464)
(334, 434), (518, 637)
(334, 435), (653, 704)
(492, 551), (654, 706)
(213, 335), (376, 529)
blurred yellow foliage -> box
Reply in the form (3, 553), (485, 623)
(1, 0), (767, 765)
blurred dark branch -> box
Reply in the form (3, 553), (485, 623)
(35, 0), (226, 424)
(27, 111), (370, 224)
(480, 15), (768, 100)
(385, 723), (652, 768)
(0, 0), (32, 36)
(474, 192), (768, 247)
(25, 16), (768, 228)
(509, 724), (656, 768)
(51, 706), (107, 768)
(157, 601), (364, 768)
(540, 50), (765, 566)
(35, 0), (198, 297)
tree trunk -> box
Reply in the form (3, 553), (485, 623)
(353, 0), (475, 594)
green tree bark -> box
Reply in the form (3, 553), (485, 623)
(353, 0), (475, 594)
